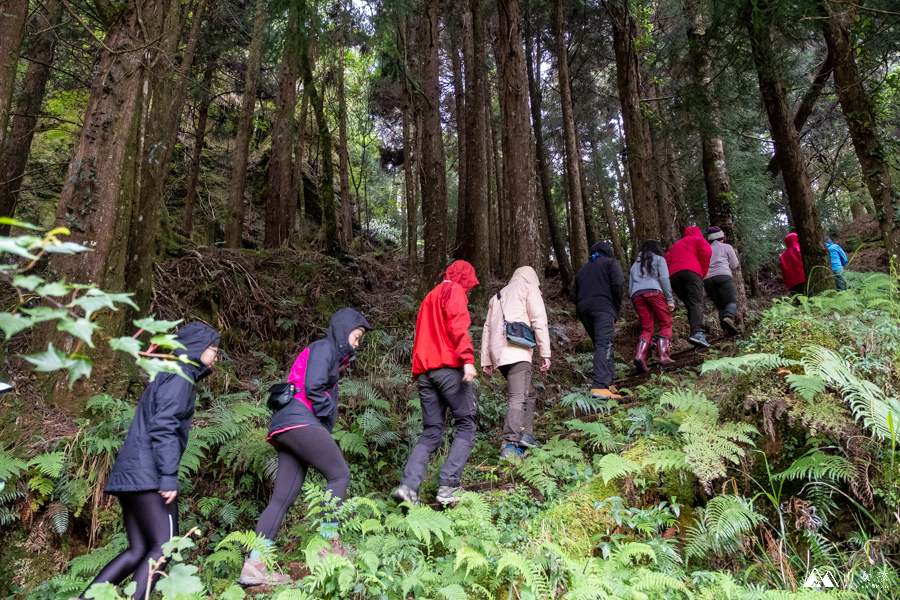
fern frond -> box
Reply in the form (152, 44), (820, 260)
(565, 419), (618, 452)
(0, 450), (28, 483)
(596, 454), (641, 485)
(644, 450), (690, 472)
(773, 451), (856, 483)
(700, 353), (800, 376)
(659, 389), (719, 420)
(785, 374), (826, 403)
(29, 451), (66, 478)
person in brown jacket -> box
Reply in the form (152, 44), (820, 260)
(481, 266), (551, 459)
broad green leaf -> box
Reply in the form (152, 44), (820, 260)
(65, 356), (92, 387)
(109, 336), (142, 356)
(84, 581), (123, 599)
(35, 280), (70, 297)
(136, 357), (191, 382)
(57, 317), (99, 347)
(155, 563), (204, 597)
(0, 217), (42, 230)
(23, 344), (70, 372)
(12, 275), (44, 290)
(69, 289), (136, 320)
(218, 585), (247, 600)
(0, 237), (38, 259)
(41, 241), (89, 254)
(150, 334), (186, 351)
(133, 316), (183, 334)
(0, 313), (34, 339)
(21, 307), (69, 323)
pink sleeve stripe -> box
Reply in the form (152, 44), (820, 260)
(267, 424), (309, 442)
(287, 347), (314, 413)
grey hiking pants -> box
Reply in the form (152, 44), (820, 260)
(500, 362), (535, 446)
(401, 367), (477, 490)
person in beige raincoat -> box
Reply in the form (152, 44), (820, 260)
(481, 266), (551, 459)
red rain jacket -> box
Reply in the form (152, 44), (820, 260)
(665, 226), (712, 278)
(412, 260), (479, 375)
(779, 233), (806, 289)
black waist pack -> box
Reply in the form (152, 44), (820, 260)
(267, 382), (296, 412)
(497, 292), (536, 349)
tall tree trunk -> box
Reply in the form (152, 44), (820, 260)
(553, 0), (588, 268)
(589, 138), (625, 266)
(452, 26), (468, 257)
(125, 0), (208, 313)
(613, 141), (636, 253)
(745, 1), (832, 293)
(462, 0), (489, 294)
(182, 59), (215, 236)
(496, 0), (540, 275)
(401, 19), (418, 278)
(41, 0), (166, 412)
(821, 0), (899, 258)
(766, 51), (834, 179)
(0, 0), (28, 167)
(416, 0), (449, 292)
(224, 0), (266, 248)
(265, 6), (299, 249)
(299, 21), (339, 254)
(575, 126), (598, 248)
(337, 36), (353, 249)
(0, 0), (61, 234)
(525, 16), (573, 291)
(488, 73), (504, 273)
(292, 89), (310, 236)
(606, 0), (659, 244)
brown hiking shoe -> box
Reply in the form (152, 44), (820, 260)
(591, 388), (623, 399)
(238, 557), (291, 586)
(317, 537), (349, 559)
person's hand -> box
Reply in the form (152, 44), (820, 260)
(462, 363), (477, 382)
(668, 303), (675, 311)
(482, 365), (493, 376)
(540, 358), (551, 372)
(159, 490), (178, 505)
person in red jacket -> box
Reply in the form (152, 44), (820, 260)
(666, 226), (712, 348)
(393, 260), (479, 506)
(780, 232), (807, 295)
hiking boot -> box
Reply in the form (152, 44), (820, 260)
(656, 337), (676, 365)
(317, 537), (349, 559)
(633, 338), (651, 373)
(688, 332), (711, 348)
(722, 316), (739, 336)
(501, 444), (525, 460)
(436, 486), (465, 504)
(609, 385), (627, 396)
(591, 388), (623, 399)
(238, 557), (291, 586)
(391, 484), (419, 506)
(518, 434), (540, 449)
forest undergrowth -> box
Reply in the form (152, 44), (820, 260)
(2, 244), (900, 599)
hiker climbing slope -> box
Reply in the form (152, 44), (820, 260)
(826, 237), (849, 290)
(780, 232), (806, 295)
(629, 239), (676, 374)
(572, 242), (624, 399)
(393, 260), (479, 506)
(666, 227), (712, 348)
(239, 308), (371, 586)
(481, 266), (551, 460)
(703, 226), (741, 336)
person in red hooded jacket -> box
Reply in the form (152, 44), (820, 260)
(393, 260), (479, 506)
(666, 226), (713, 348)
(780, 232), (807, 295)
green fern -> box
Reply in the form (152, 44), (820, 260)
(596, 454), (641, 485)
(773, 450), (856, 483)
(700, 353), (800, 376)
(659, 389), (719, 420)
(402, 504), (454, 546)
(644, 450), (690, 472)
(785, 374), (826, 402)
(29, 451), (66, 478)
(564, 419), (617, 452)
(0, 449), (27, 482)
(683, 495), (765, 565)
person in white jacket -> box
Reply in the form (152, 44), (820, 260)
(481, 266), (551, 459)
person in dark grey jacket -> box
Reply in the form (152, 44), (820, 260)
(239, 308), (370, 587)
(81, 322), (220, 600)
(571, 241), (624, 399)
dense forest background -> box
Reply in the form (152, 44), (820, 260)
(1, 0), (900, 598)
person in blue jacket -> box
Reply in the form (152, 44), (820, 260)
(239, 308), (370, 586)
(81, 322), (220, 600)
(825, 237), (849, 290)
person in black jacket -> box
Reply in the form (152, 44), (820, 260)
(81, 322), (220, 600)
(239, 308), (371, 587)
(571, 242), (624, 399)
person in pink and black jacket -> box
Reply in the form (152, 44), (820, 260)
(240, 308), (370, 586)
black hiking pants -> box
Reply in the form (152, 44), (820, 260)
(255, 425), (351, 541)
(401, 367), (477, 490)
(703, 274), (737, 327)
(82, 491), (178, 599)
(578, 310), (616, 388)
(670, 270), (706, 335)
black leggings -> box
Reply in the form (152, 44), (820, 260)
(255, 425), (351, 541)
(82, 491), (178, 599)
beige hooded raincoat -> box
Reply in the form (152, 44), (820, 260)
(481, 266), (551, 369)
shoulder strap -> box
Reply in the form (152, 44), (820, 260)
(496, 291), (508, 324)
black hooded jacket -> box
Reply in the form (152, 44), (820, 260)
(269, 308), (371, 436)
(571, 242), (624, 318)
(106, 322), (220, 493)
